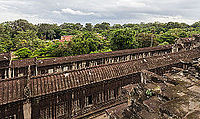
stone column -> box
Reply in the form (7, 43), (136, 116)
(127, 89), (134, 106)
(12, 68), (15, 78)
(35, 65), (38, 76)
(183, 63), (188, 70)
(148, 52), (151, 57)
(23, 100), (31, 119)
(8, 60), (12, 78)
(8, 68), (11, 78)
(72, 63), (76, 70)
(5, 69), (7, 79)
(140, 72), (147, 84)
(143, 53), (145, 58)
(23, 65), (32, 119)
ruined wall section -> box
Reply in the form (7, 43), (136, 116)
(0, 45), (172, 80)
(0, 47), (200, 118)
(0, 47), (199, 106)
(172, 34), (200, 52)
(0, 53), (11, 79)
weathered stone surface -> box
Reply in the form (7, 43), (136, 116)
(143, 96), (162, 112)
(1, 36), (200, 119)
(23, 101), (31, 119)
(106, 63), (200, 119)
(137, 110), (161, 119)
(188, 85), (200, 94)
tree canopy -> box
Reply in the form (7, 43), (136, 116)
(1, 19), (200, 59)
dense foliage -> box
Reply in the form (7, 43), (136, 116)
(14, 47), (31, 58)
(1, 19), (200, 59)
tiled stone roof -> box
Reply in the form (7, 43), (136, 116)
(11, 58), (36, 68)
(7, 45), (172, 68)
(0, 48), (199, 106)
(37, 45), (172, 67)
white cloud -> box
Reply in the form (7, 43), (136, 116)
(0, 0), (200, 24)
(52, 10), (61, 14)
(54, 8), (95, 16)
(0, 10), (54, 24)
(147, 15), (198, 25)
(116, 0), (146, 8)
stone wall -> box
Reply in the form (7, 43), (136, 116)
(0, 47), (200, 118)
(0, 45), (172, 80)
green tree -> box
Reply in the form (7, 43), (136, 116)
(123, 23), (135, 28)
(59, 30), (80, 36)
(37, 23), (59, 40)
(84, 23), (93, 31)
(60, 23), (83, 30)
(159, 41), (169, 46)
(136, 33), (159, 48)
(159, 32), (178, 44)
(74, 23), (83, 30)
(109, 29), (138, 50)
(71, 32), (108, 55)
(0, 24), (13, 52)
(191, 21), (200, 28)
(47, 30), (56, 40)
(94, 22), (110, 32)
(3, 19), (37, 38)
(112, 24), (122, 29)
(13, 30), (39, 50)
(14, 47), (32, 58)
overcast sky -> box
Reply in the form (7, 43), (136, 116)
(0, 0), (199, 25)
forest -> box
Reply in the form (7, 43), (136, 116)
(1, 19), (200, 59)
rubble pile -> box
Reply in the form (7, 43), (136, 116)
(107, 62), (200, 119)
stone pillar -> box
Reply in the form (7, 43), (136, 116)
(148, 52), (151, 57)
(128, 95), (132, 106)
(172, 45), (178, 53)
(117, 57), (120, 62)
(8, 60), (12, 78)
(12, 68), (15, 77)
(82, 62), (86, 68)
(143, 53), (145, 58)
(58, 66), (62, 72)
(54, 66), (57, 73)
(23, 65), (32, 119)
(127, 55), (130, 61)
(35, 57), (38, 76)
(118, 87), (122, 97)
(23, 100), (31, 119)
(35, 66), (38, 76)
(130, 55), (132, 60)
(140, 72), (147, 84)
(8, 68), (11, 78)
(72, 62), (76, 70)
(183, 63), (188, 70)
(5, 69), (7, 79)
(127, 89), (134, 106)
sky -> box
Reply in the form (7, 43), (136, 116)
(0, 0), (199, 25)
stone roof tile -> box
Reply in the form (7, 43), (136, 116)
(0, 48), (200, 105)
